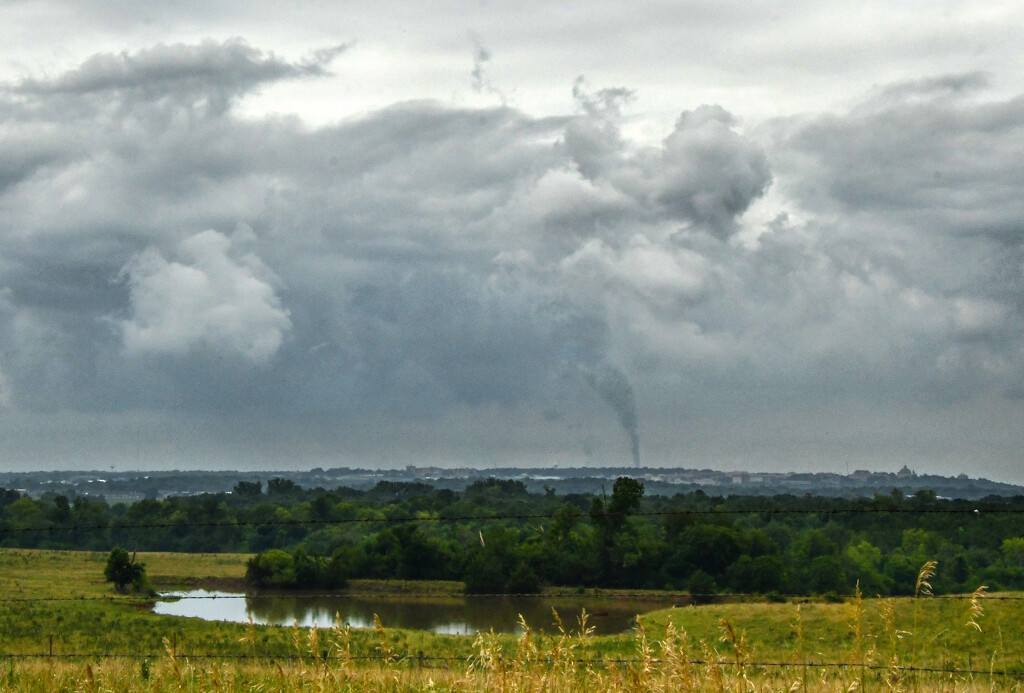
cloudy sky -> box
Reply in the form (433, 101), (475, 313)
(1, 1), (1023, 480)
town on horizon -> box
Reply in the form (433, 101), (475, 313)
(3, 464), (1021, 503)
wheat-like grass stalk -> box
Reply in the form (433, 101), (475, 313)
(849, 581), (864, 659)
(965, 585), (988, 632)
(719, 616), (751, 693)
(81, 662), (95, 693)
(791, 604), (804, 666)
(912, 559), (938, 676)
(915, 561), (937, 599)
(701, 639), (726, 693)
(308, 620), (320, 665)
(515, 613), (538, 673)
(577, 607), (594, 639)
(373, 613), (394, 665)
(549, 607), (587, 680)
(659, 618), (694, 693)
(718, 617), (746, 668)
(161, 635), (181, 688)
(331, 611), (354, 679)
(239, 614), (257, 658)
(635, 615), (654, 683)
(879, 598), (910, 644)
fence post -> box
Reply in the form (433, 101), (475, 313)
(49, 634), (53, 657)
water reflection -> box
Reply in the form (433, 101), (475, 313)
(154, 590), (674, 635)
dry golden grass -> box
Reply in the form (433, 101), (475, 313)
(1, 618), (1022, 693)
(3, 550), (1024, 691)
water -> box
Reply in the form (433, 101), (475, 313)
(153, 590), (677, 635)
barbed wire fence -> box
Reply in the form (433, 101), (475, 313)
(0, 505), (1022, 678)
(1, 650), (1022, 679)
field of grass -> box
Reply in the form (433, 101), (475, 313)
(1, 549), (1023, 691)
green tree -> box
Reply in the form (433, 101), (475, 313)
(462, 528), (537, 593)
(506, 560), (541, 594)
(671, 524), (742, 578)
(232, 481), (262, 497)
(589, 477), (645, 583)
(727, 554), (787, 593)
(1001, 537), (1024, 568)
(845, 540), (892, 594)
(246, 549), (296, 587)
(104, 547), (147, 592)
(266, 478), (300, 496)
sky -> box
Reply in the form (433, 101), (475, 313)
(1, 1), (1023, 480)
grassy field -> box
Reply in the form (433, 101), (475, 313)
(1, 549), (1022, 691)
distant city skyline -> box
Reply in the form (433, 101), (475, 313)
(1, 2), (1023, 482)
(6, 463), (1022, 503)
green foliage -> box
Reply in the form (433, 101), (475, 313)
(505, 560), (541, 593)
(687, 570), (716, 603)
(266, 478), (299, 496)
(464, 478), (529, 501)
(1001, 537), (1024, 567)
(245, 547), (348, 589)
(608, 476), (644, 515)
(7, 547), (1024, 691)
(5, 480), (1024, 597)
(463, 528), (541, 594)
(103, 547), (147, 593)
(232, 480), (262, 497)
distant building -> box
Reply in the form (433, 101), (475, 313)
(896, 465), (916, 478)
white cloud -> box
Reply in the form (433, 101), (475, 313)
(117, 229), (291, 362)
(560, 235), (709, 304)
(951, 297), (1009, 338)
(510, 167), (635, 225)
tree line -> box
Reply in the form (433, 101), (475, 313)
(2, 478), (1024, 595)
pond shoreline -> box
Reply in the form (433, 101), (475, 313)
(153, 588), (681, 635)
(156, 575), (724, 603)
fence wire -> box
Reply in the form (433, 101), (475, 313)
(0, 651), (1021, 678)
(2, 497), (1022, 680)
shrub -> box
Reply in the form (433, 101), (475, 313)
(103, 547), (147, 593)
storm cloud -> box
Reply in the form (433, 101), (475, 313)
(0, 35), (1022, 479)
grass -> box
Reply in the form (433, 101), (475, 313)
(0, 548), (249, 597)
(1, 549), (1023, 691)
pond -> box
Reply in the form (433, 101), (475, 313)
(153, 590), (681, 635)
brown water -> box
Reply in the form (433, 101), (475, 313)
(154, 590), (679, 635)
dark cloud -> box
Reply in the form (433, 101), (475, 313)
(469, 33), (493, 95)
(759, 76), (1024, 410)
(563, 82), (771, 238)
(769, 73), (1024, 242)
(655, 106), (772, 233)
(1, 42), (1023, 476)
(872, 72), (990, 105)
(13, 39), (347, 104)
